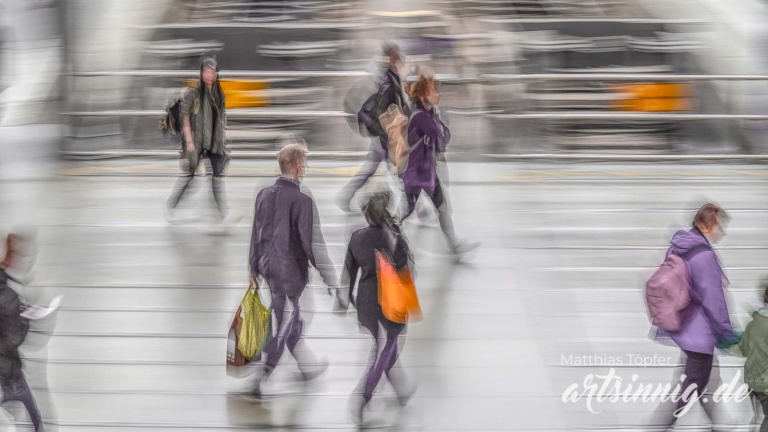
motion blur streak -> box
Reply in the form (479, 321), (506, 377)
(4, 0), (768, 430)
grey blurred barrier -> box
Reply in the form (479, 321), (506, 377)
(68, 70), (465, 81)
(70, 70), (371, 79)
(63, 109), (354, 119)
(63, 70), (768, 160)
(480, 73), (768, 81)
(60, 149), (367, 160)
(482, 153), (768, 161)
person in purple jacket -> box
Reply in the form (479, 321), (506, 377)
(248, 142), (338, 399)
(651, 203), (740, 428)
(401, 73), (479, 260)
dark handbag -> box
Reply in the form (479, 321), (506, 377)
(357, 92), (381, 137)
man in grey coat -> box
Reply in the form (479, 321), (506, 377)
(249, 142), (337, 398)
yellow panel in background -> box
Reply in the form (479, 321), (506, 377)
(613, 83), (691, 112)
(182, 79), (270, 108)
(221, 80), (270, 108)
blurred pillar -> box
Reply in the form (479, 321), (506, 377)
(62, 0), (174, 152)
(0, 0), (62, 180)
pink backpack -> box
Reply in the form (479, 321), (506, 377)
(645, 252), (693, 332)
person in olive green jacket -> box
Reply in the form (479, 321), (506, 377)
(739, 281), (768, 432)
(165, 56), (230, 222)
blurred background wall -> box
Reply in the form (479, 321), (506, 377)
(10, 0), (768, 178)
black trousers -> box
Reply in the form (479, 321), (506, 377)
(650, 350), (728, 430)
(400, 179), (459, 250)
(0, 355), (43, 431)
(167, 150), (228, 215)
(755, 392), (768, 432)
(677, 350), (714, 409)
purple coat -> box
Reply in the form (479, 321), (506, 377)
(402, 102), (450, 196)
(249, 177), (336, 295)
(657, 228), (734, 354)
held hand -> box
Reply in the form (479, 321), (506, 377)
(186, 141), (195, 153)
(716, 331), (743, 349)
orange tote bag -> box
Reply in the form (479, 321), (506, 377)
(376, 250), (422, 324)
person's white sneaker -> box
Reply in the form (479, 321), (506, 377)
(336, 194), (353, 213)
(207, 213), (243, 236)
(349, 395), (369, 426)
(225, 213), (243, 225)
(164, 206), (179, 224)
(452, 240), (481, 262)
(300, 357), (329, 382)
(22, 295), (63, 320)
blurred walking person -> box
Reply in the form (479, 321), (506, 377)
(335, 191), (415, 424)
(165, 56), (232, 224)
(248, 143), (337, 398)
(649, 203), (741, 430)
(0, 233), (43, 431)
(401, 73), (478, 260)
(338, 42), (410, 212)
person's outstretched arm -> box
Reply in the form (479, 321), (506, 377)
(338, 237), (359, 311)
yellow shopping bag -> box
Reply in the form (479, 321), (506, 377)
(237, 282), (271, 362)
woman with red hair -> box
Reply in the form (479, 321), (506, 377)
(401, 74), (479, 260)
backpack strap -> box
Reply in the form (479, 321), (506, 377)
(407, 108), (425, 151)
(676, 244), (713, 304)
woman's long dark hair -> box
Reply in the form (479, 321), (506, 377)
(199, 57), (225, 115)
(362, 191), (395, 229)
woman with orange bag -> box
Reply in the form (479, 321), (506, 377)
(335, 191), (417, 424)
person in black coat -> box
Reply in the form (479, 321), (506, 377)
(336, 191), (415, 423)
(248, 142), (337, 398)
(0, 233), (43, 431)
(337, 42), (410, 212)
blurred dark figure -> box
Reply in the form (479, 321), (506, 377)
(166, 56), (231, 223)
(401, 73), (479, 260)
(650, 203), (740, 430)
(335, 191), (415, 424)
(0, 233), (44, 431)
(248, 143), (337, 398)
(338, 42), (410, 212)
